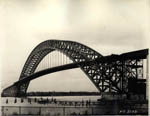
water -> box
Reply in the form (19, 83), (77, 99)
(30, 96), (101, 101)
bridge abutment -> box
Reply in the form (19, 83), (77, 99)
(2, 84), (18, 97)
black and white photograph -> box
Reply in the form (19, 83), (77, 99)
(0, 0), (149, 116)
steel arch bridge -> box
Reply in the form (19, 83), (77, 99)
(2, 40), (149, 97)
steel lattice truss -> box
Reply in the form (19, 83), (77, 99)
(2, 40), (148, 97)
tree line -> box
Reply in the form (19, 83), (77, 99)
(27, 91), (100, 96)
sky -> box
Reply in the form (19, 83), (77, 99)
(0, 0), (149, 92)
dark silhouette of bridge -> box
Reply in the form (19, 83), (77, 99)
(2, 40), (149, 97)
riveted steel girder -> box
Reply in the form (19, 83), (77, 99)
(1, 40), (148, 97)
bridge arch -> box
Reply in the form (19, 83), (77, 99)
(17, 40), (103, 96)
(2, 42), (148, 97)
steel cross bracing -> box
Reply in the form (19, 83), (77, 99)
(2, 40), (148, 97)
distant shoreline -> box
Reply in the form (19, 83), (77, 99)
(27, 91), (100, 96)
